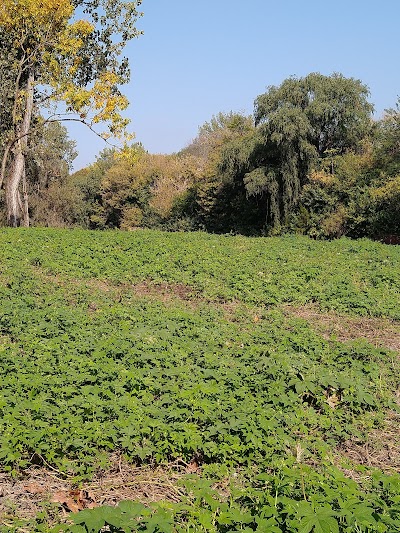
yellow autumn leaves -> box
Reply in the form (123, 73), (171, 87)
(1, 0), (132, 139)
(59, 72), (130, 139)
(0, 0), (93, 75)
(0, 0), (73, 29)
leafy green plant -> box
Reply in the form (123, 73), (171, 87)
(0, 228), (399, 531)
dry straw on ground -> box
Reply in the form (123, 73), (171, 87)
(0, 454), (193, 522)
(283, 304), (400, 354)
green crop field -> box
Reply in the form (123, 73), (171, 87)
(0, 228), (399, 532)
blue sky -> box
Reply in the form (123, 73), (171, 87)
(70, 0), (400, 170)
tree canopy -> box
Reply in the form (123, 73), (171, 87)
(255, 73), (373, 156)
(0, 0), (142, 225)
(216, 73), (374, 232)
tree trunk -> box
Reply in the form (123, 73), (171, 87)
(22, 167), (29, 227)
(5, 71), (34, 227)
(5, 150), (25, 226)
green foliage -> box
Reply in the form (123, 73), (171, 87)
(25, 122), (80, 226)
(255, 73), (373, 156)
(72, 148), (119, 228)
(254, 73), (371, 224)
(0, 229), (399, 530)
(194, 132), (268, 234)
(202, 73), (374, 234)
(64, 146), (203, 231)
(290, 133), (400, 239)
(182, 111), (254, 161)
(374, 99), (400, 177)
(367, 175), (400, 236)
(181, 112), (257, 234)
(48, 473), (400, 533)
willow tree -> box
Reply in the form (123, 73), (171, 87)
(218, 73), (374, 233)
(0, 0), (142, 226)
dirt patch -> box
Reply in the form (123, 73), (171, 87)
(30, 266), (252, 316)
(337, 410), (400, 477)
(283, 304), (400, 353)
(85, 279), (114, 293)
(30, 267), (201, 307)
(0, 455), (192, 522)
(130, 280), (197, 303)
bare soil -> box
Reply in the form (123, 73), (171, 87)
(130, 280), (197, 303)
(337, 409), (400, 478)
(283, 304), (400, 353)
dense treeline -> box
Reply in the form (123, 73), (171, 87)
(1, 72), (399, 239)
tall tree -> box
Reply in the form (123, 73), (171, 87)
(183, 112), (256, 232)
(217, 73), (374, 233)
(255, 73), (373, 157)
(27, 122), (77, 194)
(183, 111), (254, 160)
(0, 0), (142, 226)
(24, 121), (79, 226)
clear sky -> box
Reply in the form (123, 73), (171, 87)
(70, 0), (400, 170)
